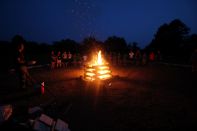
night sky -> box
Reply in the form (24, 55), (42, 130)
(0, 0), (197, 48)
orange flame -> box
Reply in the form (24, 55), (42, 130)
(84, 50), (111, 81)
(92, 50), (104, 66)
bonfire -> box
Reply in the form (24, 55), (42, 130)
(84, 50), (112, 81)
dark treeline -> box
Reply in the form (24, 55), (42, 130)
(146, 19), (197, 63)
(0, 19), (197, 72)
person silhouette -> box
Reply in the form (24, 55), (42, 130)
(13, 35), (36, 89)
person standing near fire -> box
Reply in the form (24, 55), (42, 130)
(51, 50), (56, 69)
(149, 51), (155, 64)
(68, 51), (72, 67)
(62, 51), (68, 68)
(83, 53), (88, 66)
(56, 51), (62, 68)
(13, 35), (36, 89)
(129, 50), (134, 65)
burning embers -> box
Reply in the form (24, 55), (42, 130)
(84, 51), (112, 81)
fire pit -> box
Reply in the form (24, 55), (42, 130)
(84, 50), (112, 81)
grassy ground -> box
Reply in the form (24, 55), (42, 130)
(0, 64), (197, 130)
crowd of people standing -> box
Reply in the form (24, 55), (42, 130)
(49, 49), (162, 69)
(50, 51), (84, 69)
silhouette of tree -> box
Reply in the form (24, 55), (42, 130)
(186, 34), (197, 50)
(81, 36), (102, 54)
(104, 36), (127, 53)
(128, 42), (140, 52)
(183, 34), (197, 59)
(39, 43), (52, 52)
(12, 35), (25, 46)
(53, 39), (79, 53)
(147, 19), (190, 58)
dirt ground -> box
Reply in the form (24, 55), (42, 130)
(0, 64), (197, 130)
